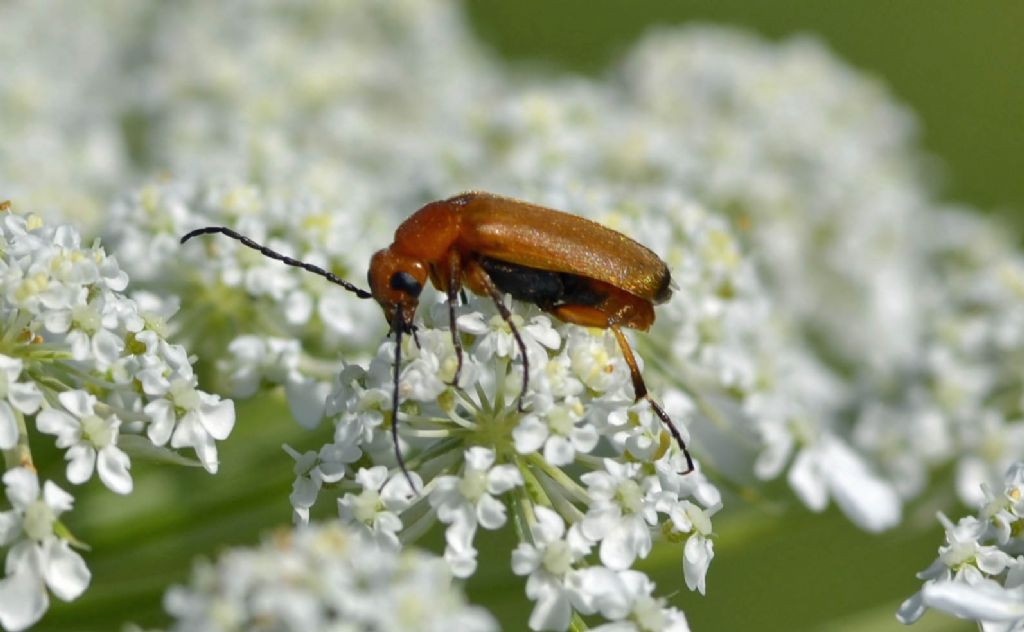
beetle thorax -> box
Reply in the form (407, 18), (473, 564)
(392, 200), (461, 262)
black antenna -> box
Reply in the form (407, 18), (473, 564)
(391, 305), (418, 493)
(180, 226), (373, 299)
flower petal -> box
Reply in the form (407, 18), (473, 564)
(97, 446), (133, 495)
(0, 565), (48, 631)
(3, 469), (39, 510)
(7, 382), (42, 416)
(198, 395), (235, 440)
(0, 402), (18, 450)
(65, 445), (97, 485)
(475, 494), (507, 530)
(512, 416), (548, 454)
(42, 539), (91, 601)
(922, 579), (1024, 622)
(56, 390), (94, 419)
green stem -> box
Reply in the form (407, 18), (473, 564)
(568, 614), (589, 632)
(526, 453), (590, 505)
(2, 408), (34, 471)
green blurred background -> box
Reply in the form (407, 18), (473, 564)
(38, 2), (1023, 631)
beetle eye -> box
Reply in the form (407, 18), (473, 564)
(389, 271), (423, 297)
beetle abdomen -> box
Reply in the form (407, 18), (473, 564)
(479, 257), (606, 309)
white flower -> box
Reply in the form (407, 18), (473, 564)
(143, 376), (236, 473)
(664, 500), (717, 595)
(430, 447), (523, 578)
(581, 460), (659, 571)
(513, 398), (599, 466)
(220, 335), (302, 398)
(511, 507), (592, 631)
(586, 570), (691, 632)
(460, 306), (561, 368)
(283, 445), (321, 524)
(36, 389), (133, 494)
(285, 420), (366, 522)
(788, 434), (901, 533)
(0, 468), (90, 632)
(566, 328), (632, 396)
(338, 466), (419, 548)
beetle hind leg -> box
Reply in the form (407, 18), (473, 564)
(551, 298), (695, 474)
(609, 326), (694, 474)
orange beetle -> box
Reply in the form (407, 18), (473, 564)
(182, 192), (693, 483)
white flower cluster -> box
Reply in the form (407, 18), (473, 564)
(0, 0), (140, 226)
(295, 294), (715, 630)
(854, 209), (1024, 505)
(618, 28), (929, 379)
(136, 0), (493, 198)
(0, 203), (235, 630)
(104, 180), (388, 427)
(899, 461), (1024, 629)
(611, 29), (1024, 515)
(163, 521), (497, 632)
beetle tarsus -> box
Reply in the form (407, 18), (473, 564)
(645, 395), (695, 475)
(611, 326), (695, 475)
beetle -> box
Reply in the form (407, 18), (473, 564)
(181, 191), (693, 486)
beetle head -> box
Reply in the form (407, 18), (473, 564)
(368, 247), (428, 332)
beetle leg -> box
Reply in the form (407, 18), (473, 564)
(610, 325), (694, 475)
(446, 254), (464, 387)
(549, 300), (694, 474)
(465, 259), (530, 413)
(390, 306), (419, 493)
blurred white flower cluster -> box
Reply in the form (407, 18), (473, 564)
(856, 209), (1024, 505)
(618, 29), (928, 377)
(0, 0), (141, 225)
(0, 204), (235, 629)
(163, 521), (497, 632)
(898, 461), (1024, 629)
(1, 0), (1022, 630)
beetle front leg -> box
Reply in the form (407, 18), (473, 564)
(464, 259), (531, 413)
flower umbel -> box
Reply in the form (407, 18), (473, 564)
(899, 461), (1024, 629)
(0, 204), (236, 627)
(310, 295), (718, 630)
(164, 521), (497, 632)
